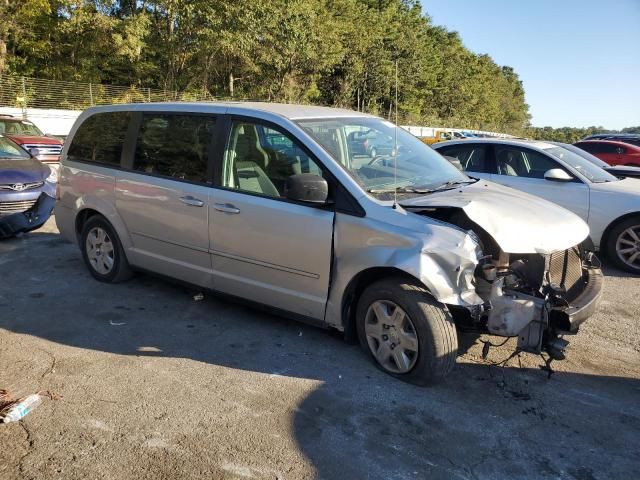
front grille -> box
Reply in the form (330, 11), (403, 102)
(22, 143), (62, 156)
(547, 247), (585, 301)
(0, 199), (37, 215)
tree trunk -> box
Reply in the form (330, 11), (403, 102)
(0, 38), (6, 75)
(229, 71), (234, 98)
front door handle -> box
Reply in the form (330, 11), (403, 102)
(179, 196), (204, 207)
(214, 203), (240, 214)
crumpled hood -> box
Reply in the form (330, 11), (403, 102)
(401, 179), (589, 254)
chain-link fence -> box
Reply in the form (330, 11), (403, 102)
(0, 75), (217, 111)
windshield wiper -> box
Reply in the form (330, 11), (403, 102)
(429, 179), (476, 191)
(366, 186), (432, 194)
(367, 179), (476, 195)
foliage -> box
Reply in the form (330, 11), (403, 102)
(523, 126), (638, 143)
(1, 0), (532, 132)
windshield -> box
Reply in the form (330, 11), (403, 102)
(297, 117), (469, 194)
(559, 143), (609, 167)
(0, 137), (30, 159)
(0, 119), (44, 136)
(544, 146), (617, 183)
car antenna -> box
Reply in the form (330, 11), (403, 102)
(393, 59), (399, 210)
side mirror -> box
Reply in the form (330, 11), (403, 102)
(285, 174), (329, 204)
(544, 168), (573, 182)
(28, 147), (42, 157)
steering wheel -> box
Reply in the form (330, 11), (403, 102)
(367, 155), (392, 167)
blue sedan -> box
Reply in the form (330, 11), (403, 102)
(0, 135), (56, 238)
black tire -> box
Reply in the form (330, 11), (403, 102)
(356, 277), (458, 385)
(80, 215), (133, 283)
(605, 216), (640, 274)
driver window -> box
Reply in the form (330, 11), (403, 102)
(495, 147), (559, 179)
(222, 121), (324, 198)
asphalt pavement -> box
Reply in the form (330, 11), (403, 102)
(0, 218), (639, 480)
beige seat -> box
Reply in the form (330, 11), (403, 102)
(234, 125), (270, 171)
(235, 161), (280, 197)
(497, 150), (519, 176)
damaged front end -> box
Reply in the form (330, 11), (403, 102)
(405, 202), (603, 361)
(0, 193), (55, 239)
(473, 247), (603, 359)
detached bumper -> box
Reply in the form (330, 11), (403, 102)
(0, 193), (55, 239)
(550, 267), (604, 334)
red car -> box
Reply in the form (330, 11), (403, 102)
(573, 140), (640, 167)
(0, 115), (63, 168)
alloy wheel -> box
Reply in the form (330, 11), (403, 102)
(85, 227), (115, 275)
(616, 225), (640, 269)
(364, 300), (419, 373)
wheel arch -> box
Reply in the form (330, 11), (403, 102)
(75, 208), (102, 240)
(340, 267), (430, 342)
(72, 196), (133, 252)
(600, 211), (640, 254)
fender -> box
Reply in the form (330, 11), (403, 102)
(324, 212), (482, 330)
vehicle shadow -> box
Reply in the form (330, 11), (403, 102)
(1, 230), (639, 479)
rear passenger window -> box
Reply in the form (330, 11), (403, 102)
(576, 143), (597, 153)
(67, 112), (130, 166)
(437, 145), (487, 172)
(133, 114), (215, 184)
(600, 144), (618, 154)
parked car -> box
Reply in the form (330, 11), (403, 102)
(418, 129), (453, 145)
(550, 142), (640, 179)
(573, 140), (640, 167)
(0, 115), (64, 168)
(56, 103), (602, 384)
(581, 133), (640, 148)
(347, 129), (395, 158)
(434, 138), (640, 273)
(0, 135), (56, 238)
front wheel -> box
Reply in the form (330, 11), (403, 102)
(606, 216), (640, 274)
(356, 278), (458, 385)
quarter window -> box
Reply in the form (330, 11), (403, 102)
(222, 121), (324, 198)
(67, 112), (131, 166)
(133, 114), (215, 184)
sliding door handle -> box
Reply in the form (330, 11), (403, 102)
(214, 203), (240, 214)
(179, 196), (204, 207)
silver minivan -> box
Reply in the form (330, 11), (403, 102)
(56, 103), (603, 384)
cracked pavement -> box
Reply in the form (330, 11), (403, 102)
(0, 217), (639, 479)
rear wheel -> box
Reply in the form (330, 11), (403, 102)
(356, 278), (458, 385)
(80, 215), (133, 283)
(606, 216), (640, 274)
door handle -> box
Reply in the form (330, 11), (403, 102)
(214, 203), (240, 214)
(179, 196), (204, 207)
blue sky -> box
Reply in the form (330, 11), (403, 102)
(421, 0), (640, 130)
